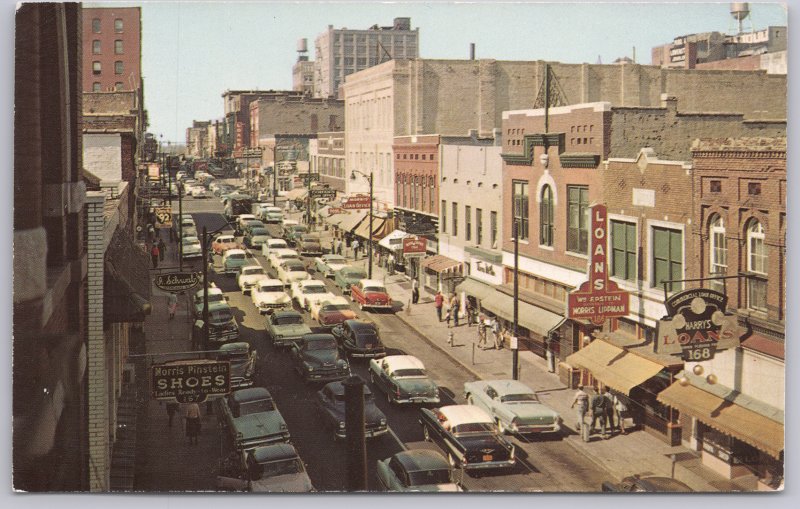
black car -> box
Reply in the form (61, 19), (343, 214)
(290, 333), (350, 383)
(331, 320), (386, 360)
(601, 476), (694, 492)
(315, 378), (388, 440)
(210, 342), (257, 389)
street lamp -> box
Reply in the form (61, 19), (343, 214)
(350, 170), (374, 279)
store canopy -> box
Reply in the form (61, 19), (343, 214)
(337, 211), (368, 233)
(658, 382), (784, 459)
(420, 254), (462, 274)
(354, 217), (386, 240)
(326, 213), (349, 227)
(565, 340), (664, 395)
(455, 277), (495, 302)
(480, 291), (565, 338)
(285, 188), (308, 200)
(378, 229), (410, 250)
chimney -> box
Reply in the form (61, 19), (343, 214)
(470, 43), (475, 60)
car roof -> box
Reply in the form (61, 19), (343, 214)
(231, 387), (271, 403)
(256, 278), (284, 287)
(283, 259), (305, 267)
(359, 279), (385, 287)
(218, 342), (249, 353)
(183, 236), (200, 243)
(303, 333), (336, 343)
(250, 443), (300, 463)
(273, 310), (302, 319)
(216, 234), (235, 241)
(273, 248), (298, 255)
(393, 450), (450, 473)
(241, 265), (265, 272)
(225, 249), (246, 256)
(268, 239), (287, 245)
(341, 266), (366, 274)
(299, 279), (326, 287)
(322, 377), (371, 396)
(481, 379), (536, 397)
(344, 320), (377, 332)
(438, 405), (493, 427)
(321, 296), (350, 306)
(382, 355), (425, 371)
(323, 254), (346, 261)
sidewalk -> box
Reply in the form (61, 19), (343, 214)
(346, 253), (756, 493)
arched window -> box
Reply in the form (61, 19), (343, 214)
(746, 219), (767, 311)
(709, 215), (727, 292)
(539, 185), (554, 247)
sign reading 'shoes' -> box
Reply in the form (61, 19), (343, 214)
(151, 360), (231, 403)
(154, 272), (201, 292)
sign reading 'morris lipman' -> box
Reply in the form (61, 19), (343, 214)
(568, 204), (629, 325)
(154, 272), (201, 292)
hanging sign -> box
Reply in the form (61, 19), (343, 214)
(151, 360), (231, 403)
(403, 236), (427, 255)
(154, 272), (202, 292)
(154, 206), (173, 228)
(567, 204), (630, 324)
(342, 194), (372, 210)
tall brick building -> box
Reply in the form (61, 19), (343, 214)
(82, 6), (142, 92)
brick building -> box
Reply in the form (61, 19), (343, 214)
(186, 120), (210, 158)
(82, 6), (141, 92)
(222, 90), (305, 156)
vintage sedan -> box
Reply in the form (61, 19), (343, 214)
(376, 450), (461, 492)
(244, 228), (270, 249)
(290, 333), (350, 383)
(463, 380), (562, 436)
(238, 444), (315, 493)
(210, 342), (257, 389)
(283, 223), (309, 246)
(261, 238), (289, 259)
(331, 319), (386, 360)
(268, 248), (300, 270)
(314, 254), (349, 278)
(276, 259), (310, 287)
(190, 186), (208, 198)
(290, 279), (335, 311)
(297, 233), (322, 256)
(264, 310), (312, 349)
(222, 249), (249, 275)
(310, 296), (356, 328)
(181, 236), (203, 260)
(315, 378), (387, 440)
(251, 279), (292, 315)
(192, 285), (227, 318)
(368, 355), (440, 405)
(350, 279), (392, 311)
(334, 266), (368, 295)
(237, 265), (268, 294)
(217, 387), (290, 451)
(418, 405), (516, 472)
(212, 234), (241, 255)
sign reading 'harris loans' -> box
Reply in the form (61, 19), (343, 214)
(151, 360), (231, 403)
(154, 272), (202, 292)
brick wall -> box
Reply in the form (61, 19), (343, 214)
(256, 96), (344, 136)
(82, 7), (141, 92)
(83, 90), (138, 114)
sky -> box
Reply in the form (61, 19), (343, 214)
(93, 0), (788, 144)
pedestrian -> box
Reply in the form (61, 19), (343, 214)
(167, 292), (178, 319)
(157, 237), (166, 262)
(571, 386), (589, 431)
(411, 279), (420, 304)
(336, 239), (343, 256)
(387, 253), (396, 275)
(477, 314), (488, 349)
(603, 389), (617, 434)
(185, 402), (201, 445)
(444, 302), (452, 328)
(590, 392), (608, 437)
(150, 243), (160, 269)
(492, 318), (503, 349)
(166, 401), (179, 428)
(611, 391), (629, 434)
(434, 291), (444, 322)
(147, 223), (155, 244)
(352, 239), (360, 260)
(450, 294), (460, 327)
(465, 299), (475, 327)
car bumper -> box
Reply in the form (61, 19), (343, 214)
(335, 426), (388, 439)
(209, 330), (240, 343)
(462, 458), (516, 471)
(303, 370), (349, 383)
(513, 423), (561, 434)
(394, 395), (441, 405)
(259, 303), (290, 314)
(347, 350), (387, 359)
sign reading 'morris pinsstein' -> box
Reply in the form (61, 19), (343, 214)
(154, 272), (202, 292)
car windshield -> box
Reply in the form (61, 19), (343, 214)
(270, 242), (287, 248)
(305, 286), (327, 294)
(185, 240), (200, 248)
(228, 253), (245, 260)
(346, 270), (368, 280)
(407, 469), (452, 487)
(501, 393), (540, 404)
(243, 267), (265, 275)
(250, 458), (304, 480)
(393, 368), (426, 378)
(239, 398), (275, 415)
(288, 265), (306, 272)
(208, 293), (225, 304)
(293, 226), (309, 234)
(307, 337), (337, 350)
(453, 422), (495, 435)
(301, 235), (319, 242)
(355, 332), (379, 347)
(209, 309), (233, 323)
(364, 286), (387, 294)
(323, 304), (350, 312)
(251, 228), (268, 235)
(259, 285), (284, 293)
(274, 315), (303, 325)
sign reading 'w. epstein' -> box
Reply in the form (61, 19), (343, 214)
(154, 272), (202, 292)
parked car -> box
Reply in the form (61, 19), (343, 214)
(315, 378), (387, 440)
(289, 333), (350, 383)
(418, 405), (516, 472)
(261, 238), (288, 259)
(212, 234), (241, 255)
(190, 186), (208, 198)
(276, 259), (311, 287)
(243, 219), (266, 237)
(350, 279), (392, 311)
(181, 225), (199, 239)
(331, 319), (386, 360)
(334, 266), (368, 295)
(265, 310), (312, 348)
(237, 265), (268, 294)
(376, 450), (461, 492)
(297, 233), (322, 256)
(192, 285), (227, 318)
(251, 279), (292, 315)
(222, 249), (249, 275)
(463, 380), (562, 436)
(230, 444), (315, 493)
(601, 476), (694, 493)
(217, 387), (290, 452)
(193, 301), (239, 346)
(244, 227), (270, 249)
(368, 355), (440, 405)
(283, 223), (309, 246)
(314, 254), (349, 278)
(181, 236), (203, 260)
(310, 296), (356, 328)
(268, 248), (300, 270)
(290, 279), (335, 311)
(210, 342), (257, 389)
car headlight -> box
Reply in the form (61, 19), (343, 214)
(336, 359), (347, 368)
(304, 362), (314, 372)
(379, 418), (386, 426)
(338, 422), (346, 429)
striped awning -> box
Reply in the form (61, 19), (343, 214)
(565, 339), (664, 395)
(354, 217), (386, 240)
(420, 254), (462, 274)
(337, 211), (368, 233)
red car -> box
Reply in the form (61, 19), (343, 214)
(350, 279), (392, 311)
(314, 296), (357, 328)
(212, 234), (241, 255)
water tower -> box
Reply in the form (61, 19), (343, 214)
(730, 3), (753, 34)
(297, 38), (308, 62)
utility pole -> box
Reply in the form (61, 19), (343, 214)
(512, 218), (519, 380)
(343, 375), (367, 491)
(367, 172), (374, 279)
(202, 226), (209, 352)
(178, 183), (184, 271)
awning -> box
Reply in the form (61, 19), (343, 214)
(479, 291), (565, 338)
(285, 187), (308, 200)
(354, 217), (386, 240)
(658, 382), (784, 459)
(565, 340), (664, 395)
(337, 211), (368, 233)
(326, 213), (349, 227)
(420, 254), (462, 274)
(455, 277), (495, 302)
(104, 227), (152, 323)
(378, 229), (409, 250)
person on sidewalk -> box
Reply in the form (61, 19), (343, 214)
(444, 302), (452, 328)
(387, 253), (395, 275)
(491, 318), (503, 349)
(411, 279), (420, 304)
(465, 299), (475, 327)
(590, 392), (608, 437)
(609, 391), (629, 435)
(571, 386), (589, 431)
(352, 239), (361, 260)
(166, 401), (179, 428)
(450, 294), (460, 327)
(167, 292), (178, 320)
(150, 243), (160, 269)
(434, 291), (444, 322)
(336, 239), (343, 256)
(603, 389), (617, 434)
(157, 238), (166, 262)
(477, 315), (488, 349)
(185, 402), (201, 445)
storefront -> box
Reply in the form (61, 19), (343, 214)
(419, 254), (462, 293)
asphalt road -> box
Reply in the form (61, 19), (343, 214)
(180, 191), (610, 492)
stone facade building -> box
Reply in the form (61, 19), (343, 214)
(186, 120), (210, 158)
(310, 131), (346, 192)
(82, 6), (142, 92)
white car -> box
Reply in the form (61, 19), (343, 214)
(190, 186), (208, 198)
(276, 259), (310, 287)
(237, 214), (257, 230)
(262, 239), (288, 258)
(251, 279), (292, 315)
(309, 295), (356, 325)
(253, 202), (271, 217)
(181, 236), (202, 260)
(268, 248), (300, 270)
(313, 254), (349, 278)
(237, 265), (268, 294)
(290, 279), (335, 311)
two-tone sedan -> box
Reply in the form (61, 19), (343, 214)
(212, 234), (241, 255)
(289, 279), (335, 312)
(310, 296), (356, 328)
(277, 259), (311, 288)
(334, 266), (368, 295)
(222, 249), (249, 275)
(251, 279), (292, 315)
(350, 279), (392, 311)
(261, 239), (288, 259)
(315, 378), (387, 440)
(268, 248), (300, 271)
(265, 310), (312, 349)
(376, 450), (461, 492)
(237, 265), (268, 294)
(368, 355), (440, 405)
(419, 405), (516, 472)
(313, 254), (349, 278)
(463, 380), (562, 436)
(331, 320), (386, 360)
(290, 333), (350, 383)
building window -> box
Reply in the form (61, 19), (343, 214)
(92, 40), (101, 54)
(92, 82), (101, 92)
(746, 220), (767, 312)
(540, 184), (554, 247)
(490, 211), (498, 248)
(566, 185), (589, 253)
(465, 205), (472, 242)
(115, 61), (124, 74)
(476, 208), (483, 245)
(748, 182), (762, 196)
(92, 61), (101, 75)
(710, 180), (722, 193)
(611, 220), (636, 281)
(441, 200), (447, 233)
(114, 18), (123, 33)
(512, 180), (529, 241)
(114, 82), (124, 91)
(115, 39), (123, 54)
(709, 215), (727, 293)
(452, 202), (458, 237)
(92, 18), (101, 33)
(652, 226), (682, 293)
(429, 176), (435, 212)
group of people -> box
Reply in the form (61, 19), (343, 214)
(165, 401), (202, 445)
(433, 291), (505, 348)
(570, 385), (630, 438)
